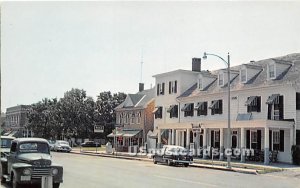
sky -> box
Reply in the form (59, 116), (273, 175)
(1, 1), (300, 111)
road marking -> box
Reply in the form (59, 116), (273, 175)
(153, 175), (218, 187)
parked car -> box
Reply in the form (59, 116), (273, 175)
(0, 136), (15, 158)
(53, 140), (72, 152)
(81, 141), (100, 147)
(153, 145), (193, 167)
(0, 138), (63, 188)
(48, 140), (55, 151)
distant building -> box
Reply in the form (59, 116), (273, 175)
(108, 83), (155, 152)
(4, 105), (31, 137)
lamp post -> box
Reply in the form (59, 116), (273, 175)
(203, 52), (231, 169)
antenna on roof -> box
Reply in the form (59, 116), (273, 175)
(140, 48), (144, 83)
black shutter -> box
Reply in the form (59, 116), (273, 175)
(219, 100), (223, 114)
(169, 81), (172, 94)
(246, 130), (250, 148)
(257, 130), (261, 150)
(162, 83), (165, 95)
(204, 102), (208, 115)
(279, 96), (284, 120)
(190, 131), (193, 143)
(157, 84), (160, 96)
(174, 80), (177, 93)
(257, 96), (261, 112)
(268, 104), (272, 120)
(211, 131), (214, 148)
(280, 130), (284, 152)
(269, 130), (272, 151)
(200, 135), (203, 147)
(184, 131), (187, 147)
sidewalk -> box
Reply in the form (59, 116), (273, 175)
(69, 148), (300, 175)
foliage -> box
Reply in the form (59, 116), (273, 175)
(27, 88), (126, 140)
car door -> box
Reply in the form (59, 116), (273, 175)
(7, 142), (17, 175)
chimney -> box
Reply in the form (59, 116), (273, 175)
(192, 58), (201, 72)
(139, 83), (144, 92)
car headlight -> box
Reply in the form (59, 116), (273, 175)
(52, 168), (59, 175)
(23, 168), (31, 175)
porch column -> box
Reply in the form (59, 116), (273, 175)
(168, 129), (172, 145)
(290, 128), (294, 163)
(175, 130), (179, 145)
(157, 129), (161, 147)
(181, 131), (184, 147)
(264, 127), (270, 165)
(203, 128), (207, 159)
(219, 128), (224, 160)
(186, 129), (191, 148)
(240, 127), (245, 163)
(172, 129), (175, 145)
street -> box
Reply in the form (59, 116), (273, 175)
(3, 152), (299, 188)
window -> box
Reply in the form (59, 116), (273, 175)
(157, 83), (165, 95)
(240, 69), (247, 83)
(137, 112), (141, 124)
(247, 96), (261, 112)
(251, 131), (257, 143)
(161, 83), (165, 95)
(155, 107), (163, 119)
(125, 113), (129, 124)
(119, 114), (123, 124)
(131, 113), (135, 124)
(196, 102), (207, 116)
(168, 105), (178, 118)
(272, 130), (284, 152)
(267, 95), (284, 120)
(11, 142), (17, 153)
(210, 100), (223, 115)
(218, 73), (224, 86)
(182, 103), (194, 117)
(198, 78), (203, 90)
(268, 64), (275, 79)
(157, 84), (160, 96)
(296, 93), (300, 110)
(169, 81), (177, 94)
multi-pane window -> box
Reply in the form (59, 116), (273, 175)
(241, 69), (247, 83)
(218, 73), (224, 86)
(210, 100), (223, 115)
(198, 78), (203, 90)
(157, 83), (165, 96)
(119, 114), (123, 124)
(168, 105), (178, 118)
(268, 64), (275, 79)
(131, 113), (135, 124)
(251, 131), (258, 143)
(154, 107), (163, 119)
(137, 112), (141, 124)
(273, 131), (280, 151)
(196, 102), (207, 116)
(182, 103), (194, 117)
(247, 96), (261, 112)
(168, 81), (177, 94)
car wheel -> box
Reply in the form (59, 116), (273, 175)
(12, 174), (21, 188)
(167, 160), (173, 166)
(184, 163), (189, 167)
(153, 157), (157, 164)
(53, 183), (60, 188)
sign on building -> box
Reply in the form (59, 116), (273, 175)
(94, 125), (104, 133)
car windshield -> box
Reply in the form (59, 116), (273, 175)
(58, 141), (69, 145)
(1, 138), (13, 148)
(19, 142), (49, 153)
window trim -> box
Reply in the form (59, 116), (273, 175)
(268, 63), (276, 79)
(240, 68), (247, 83)
(218, 73), (224, 86)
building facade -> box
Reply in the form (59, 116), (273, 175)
(153, 53), (300, 164)
(4, 105), (31, 137)
(108, 84), (155, 151)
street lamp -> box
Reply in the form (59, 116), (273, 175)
(202, 52), (231, 169)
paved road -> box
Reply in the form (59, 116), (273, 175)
(1, 152), (300, 188)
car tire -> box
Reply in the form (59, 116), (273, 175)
(184, 163), (189, 167)
(53, 183), (60, 188)
(12, 174), (21, 188)
(153, 157), (157, 164)
(167, 160), (173, 166)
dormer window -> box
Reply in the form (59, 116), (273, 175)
(240, 69), (247, 83)
(218, 73), (224, 86)
(198, 78), (203, 90)
(268, 63), (276, 79)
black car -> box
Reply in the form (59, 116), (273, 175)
(0, 138), (63, 188)
(81, 141), (101, 147)
(153, 145), (193, 167)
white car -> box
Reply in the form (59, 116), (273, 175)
(53, 140), (72, 152)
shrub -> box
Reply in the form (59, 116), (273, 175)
(291, 145), (300, 165)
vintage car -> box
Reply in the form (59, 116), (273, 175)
(53, 140), (72, 152)
(153, 145), (193, 167)
(0, 136), (15, 158)
(0, 138), (63, 188)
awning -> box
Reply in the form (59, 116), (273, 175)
(236, 113), (252, 121)
(152, 107), (159, 113)
(181, 103), (192, 111)
(107, 129), (142, 138)
(123, 130), (141, 137)
(147, 129), (166, 139)
(266, 94), (280, 104)
(167, 105), (175, 113)
(195, 102), (205, 110)
(209, 100), (219, 109)
(245, 96), (257, 106)
(107, 132), (123, 137)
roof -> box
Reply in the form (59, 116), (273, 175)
(115, 88), (155, 110)
(177, 53), (300, 99)
(0, 136), (16, 139)
(12, 138), (49, 143)
(152, 69), (199, 78)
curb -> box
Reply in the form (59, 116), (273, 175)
(68, 151), (258, 174)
